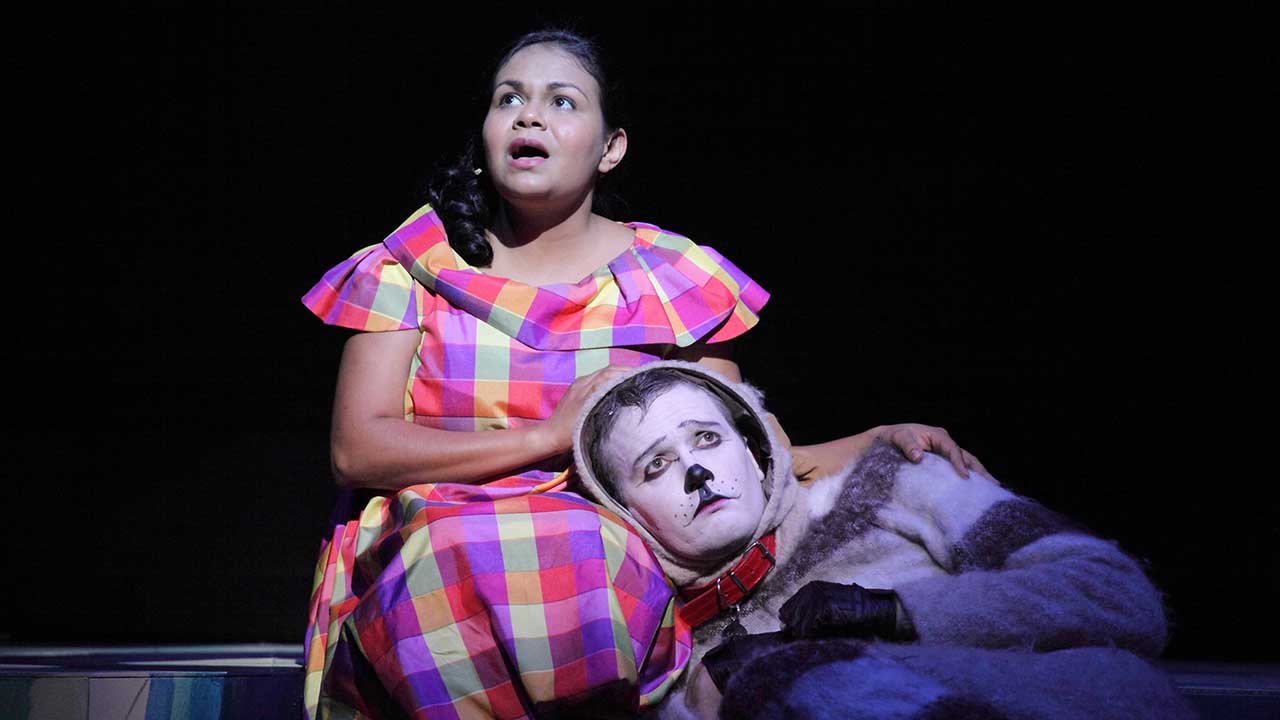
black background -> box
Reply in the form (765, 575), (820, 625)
(8, 4), (1273, 665)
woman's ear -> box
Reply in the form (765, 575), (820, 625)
(598, 127), (628, 174)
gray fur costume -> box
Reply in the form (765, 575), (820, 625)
(572, 361), (1195, 719)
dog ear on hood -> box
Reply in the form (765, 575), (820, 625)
(572, 360), (797, 588)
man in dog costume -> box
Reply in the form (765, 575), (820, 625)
(572, 361), (1195, 719)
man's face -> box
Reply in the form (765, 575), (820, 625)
(600, 383), (767, 565)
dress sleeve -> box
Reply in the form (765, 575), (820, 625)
(695, 244), (770, 344)
(619, 226), (771, 350)
(302, 243), (426, 332)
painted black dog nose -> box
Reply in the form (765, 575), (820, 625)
(685, 464), (714, 493)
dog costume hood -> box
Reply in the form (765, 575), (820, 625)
(572, 360), (797, 588)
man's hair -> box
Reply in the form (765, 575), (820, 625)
(584, 368), (699, 506)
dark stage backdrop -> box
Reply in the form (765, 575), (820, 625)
(9, 5), (1272, 664)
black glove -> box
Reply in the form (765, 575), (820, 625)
(702, 631), (789, 693)
(778, 580), (909, 641)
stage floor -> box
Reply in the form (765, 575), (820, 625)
(1, 645), (1276, 719)
(0, 644), (303, 719)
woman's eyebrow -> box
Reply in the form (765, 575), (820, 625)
(494, 79), (585, 95)
(547, 81), (585, 95)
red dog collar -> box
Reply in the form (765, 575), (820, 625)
(677, 532), (777, 629)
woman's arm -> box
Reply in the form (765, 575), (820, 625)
(330, 329), (626, 489)
(670, 338), (743, 381)
(671, 342), (983, 479)
(790, 425), (985, 481)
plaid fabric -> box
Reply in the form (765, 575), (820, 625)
(303, 205), (768, 433)
(301, 205), (767, 717)
(307, 486), (691, 719)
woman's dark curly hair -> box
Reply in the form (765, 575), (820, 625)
(426, 29), (628, 267)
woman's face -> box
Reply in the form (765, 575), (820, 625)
(482, 43), (624, 211)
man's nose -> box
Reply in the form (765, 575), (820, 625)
(685, 464), (714, 494)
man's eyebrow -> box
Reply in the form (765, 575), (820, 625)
(630, 419), (725, 469)
(632, 436), (667, 469)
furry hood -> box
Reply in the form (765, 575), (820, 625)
(572, 360), (797, 588)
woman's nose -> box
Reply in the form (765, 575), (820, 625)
(515, 104), (544, 129)
(685, 464), (714, 494)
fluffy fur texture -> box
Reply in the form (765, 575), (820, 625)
(571, 362), (1193, 719)
(718, 640), (1194, 720)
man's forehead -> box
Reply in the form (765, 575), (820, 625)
(631, 383), (724, 422)
(608, 383), (729, 444)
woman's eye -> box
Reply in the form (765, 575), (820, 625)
(498, 93), (523, 106)
(695, 431), (720, 448)
(553, 96), (576, 110)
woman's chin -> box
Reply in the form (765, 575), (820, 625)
(495, 176), (595, 213)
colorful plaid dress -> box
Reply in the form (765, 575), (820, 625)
(300, 205), (768, 719)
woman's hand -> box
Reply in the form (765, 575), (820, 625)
(786, 421), (988, 482)
(877, 423), (987, 479)
(536, 365), (633, 453)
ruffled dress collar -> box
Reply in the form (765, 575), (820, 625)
(382, 205), (767, 351)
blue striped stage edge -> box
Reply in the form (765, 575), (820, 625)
(0, 645), (303, 719)
(1, 646), (1277, 719)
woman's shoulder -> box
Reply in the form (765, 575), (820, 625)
(625, 220), (748, 271)
(608, 219), (771, 347)
(302, 241), (426, 332)
(300, 203), (444, 332)
(624, 220), (766, 297)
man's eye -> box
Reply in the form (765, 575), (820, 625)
(644, 456), (670, 478)
(695, 431), (720, 447)
(553, 96), (576, 109)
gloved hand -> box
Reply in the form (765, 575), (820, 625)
(702, 631), (789, 693)
(779, 580), (911, 641)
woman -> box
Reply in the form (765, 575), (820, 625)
(302, 29), (979, 719)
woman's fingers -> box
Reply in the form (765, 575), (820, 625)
(886, 424), (982, 480)
(568, 365), (626, 399)
(929, 430), (971, 479)
(543, 365), (633, 451)
(583, 365), (628, 394)
(889, 424), (969, 479)
(886, 427), (919, 462)
(962, 450), (994, 482)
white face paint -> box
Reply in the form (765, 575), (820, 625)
(600, 383), (767, 565)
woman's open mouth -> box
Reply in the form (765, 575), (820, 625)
(508, 138), (549, 169)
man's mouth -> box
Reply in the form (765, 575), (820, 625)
(693, 491), (729, 517)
